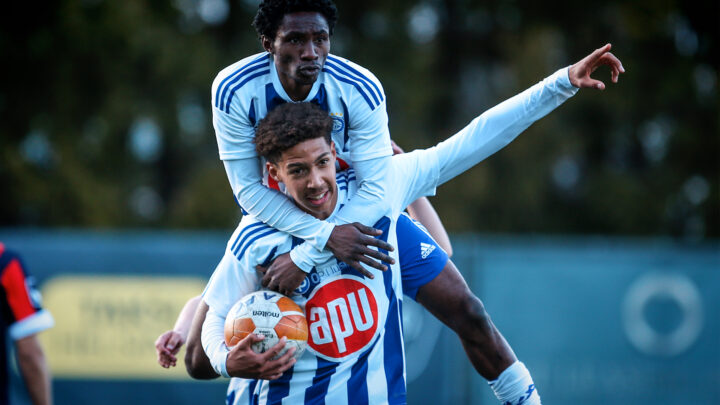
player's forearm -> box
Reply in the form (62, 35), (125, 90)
(224, 159), (335, 250)
(406, 197), (453, 257)
(435, 67), (578, 185)
(173, 295), (201, 340)
(332, 155), (391, 224)
(16, 336), (52, 405)
(201, 307), (231, 378)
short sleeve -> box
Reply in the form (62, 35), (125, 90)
(0, 250), (54, 340)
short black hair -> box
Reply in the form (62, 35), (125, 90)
(252, 0), (338, 40)
(254, 103), (333, 163)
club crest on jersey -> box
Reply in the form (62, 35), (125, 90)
(304, 276), (379, 361)
(331, 115), (344, 134)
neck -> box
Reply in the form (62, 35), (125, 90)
(282, 77), (313, 101)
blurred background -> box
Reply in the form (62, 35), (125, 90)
(0, 0), (717, 404)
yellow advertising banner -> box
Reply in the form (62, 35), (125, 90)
(40, 276), (207, 380)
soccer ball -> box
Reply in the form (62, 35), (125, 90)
(224, 291), (308, 360)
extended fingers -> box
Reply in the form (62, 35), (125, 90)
(353, 222), (383, 236)
(361, 235), (395, 253)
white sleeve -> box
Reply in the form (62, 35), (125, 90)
(213, 84), (336, 253)
(434, 67), (578, 184)
(223, 158), (335, 252)
(395, 67), (579, 206)
(202, 306), (230, 378)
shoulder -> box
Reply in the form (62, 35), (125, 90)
(323, 54), (385, 111)
(226, 218), (290, 265)
(212, 52), (272, 114)
(0, 244), (23, 274)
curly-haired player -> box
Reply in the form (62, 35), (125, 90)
(213, 0), (397, 289)
(202, 43), (624, 402)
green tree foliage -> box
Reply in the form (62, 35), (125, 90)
(0, 0), (716, 239)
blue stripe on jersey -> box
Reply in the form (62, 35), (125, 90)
(347, 338), (380, 405)
(226, 387), (236, 405)
(216, 55), (269, 110)
(327, 56), (384, 103)
(232, 224), (272, 258)
(224, 69), (271, 113)
(340, 98), (350, 152)
(383, 294), (406, 403)
(259, 246), (278, 268)
(374, 215), (407, 403)
(322, 67), (376, 111)
(230, 222), (267, 252)
(252, 380), (263, 405)
(236, 229), (280, 261)
(265, 83), (285, 113)
(248, 98), (257, 127)
(267, 367), (294, 404)
(324, 59), (380, 107)
(305, 358), (339, 404)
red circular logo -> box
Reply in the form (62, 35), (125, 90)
(305, 277), (379, 361)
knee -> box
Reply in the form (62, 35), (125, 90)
(457, 294), (493, 337)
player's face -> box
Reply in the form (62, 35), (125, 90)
(263, 12), (330, 101)
(268, 137), (338, 220)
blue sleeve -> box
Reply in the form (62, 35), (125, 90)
(396, 213), (449, 301)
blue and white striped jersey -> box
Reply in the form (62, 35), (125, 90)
(212, 52), (394, 270)
(212, 51), (392, 174)
(203, 164), (438, 405)
(202, 66), (579, 405)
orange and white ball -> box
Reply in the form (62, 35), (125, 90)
(224, 291), (308, 360)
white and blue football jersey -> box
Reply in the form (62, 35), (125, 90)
(202, 65), (579, 405)
(212, 52), (392, 181)
(211, 52), (394, 269)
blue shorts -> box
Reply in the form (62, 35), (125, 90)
(396, 213), (449, 300)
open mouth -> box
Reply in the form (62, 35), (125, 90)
(307, 190), (330, 206)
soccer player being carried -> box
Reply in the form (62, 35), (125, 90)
(201, 42), (624, 404)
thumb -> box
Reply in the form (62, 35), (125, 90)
(167, 334), (184, 352)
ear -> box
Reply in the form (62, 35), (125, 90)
(330, 141), (337, 160)
(266, 161), (281, 183)
(261, 36), (274, 54)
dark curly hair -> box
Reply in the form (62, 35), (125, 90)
(254, 103), (333, 163)
(252, 0), (338, 40)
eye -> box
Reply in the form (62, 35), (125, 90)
(289, 37), (302, 45)
(318, 158), (329, 166)
(289, 168), (304, 176)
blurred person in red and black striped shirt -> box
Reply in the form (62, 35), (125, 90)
(0, 243), (53, 405)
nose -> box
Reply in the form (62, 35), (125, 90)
(307, 168), (323, 189)
(301, 41), (318, 60)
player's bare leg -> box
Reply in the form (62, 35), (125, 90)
(416, 260), (515, 379)
(416, 260), (540, 404)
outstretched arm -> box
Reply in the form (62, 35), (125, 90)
(395, 45), (624, 208)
